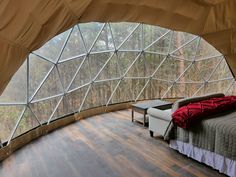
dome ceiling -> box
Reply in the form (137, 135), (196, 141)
(0, 0), (236, 95)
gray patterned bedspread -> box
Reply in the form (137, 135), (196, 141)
(164, 110), (236, 160)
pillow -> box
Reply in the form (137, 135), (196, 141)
(172, 96), (236, 129)
(171, 93), (225, 113)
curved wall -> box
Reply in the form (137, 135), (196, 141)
(0, 22), (235, 146)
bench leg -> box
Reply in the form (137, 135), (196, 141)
(149, 130), (154, 137)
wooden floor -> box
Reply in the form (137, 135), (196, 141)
(0, 110), (226, 177)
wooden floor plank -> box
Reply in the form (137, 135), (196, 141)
(0, 109), (226, 177)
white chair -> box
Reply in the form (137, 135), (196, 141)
(147, 108), (172, 137)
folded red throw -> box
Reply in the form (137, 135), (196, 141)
(172, 96), (236, 129)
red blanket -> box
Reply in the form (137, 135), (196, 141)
(172, 96), (236, 129)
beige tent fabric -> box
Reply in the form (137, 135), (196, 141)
(0, 0), (235, 94)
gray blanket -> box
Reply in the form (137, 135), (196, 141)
(164, 110), (236, 160)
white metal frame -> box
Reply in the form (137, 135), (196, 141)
(0, 22), (234, 146)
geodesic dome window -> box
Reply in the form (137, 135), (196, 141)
(0, 22), (235, 144)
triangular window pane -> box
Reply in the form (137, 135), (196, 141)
(143, 25), (169, 49)
(110, 22), (138, 48)
(0, 60), (27, 103)
(146, 31), (173, 54)
(68, 57), (91, 91)
(13, 107), (40, 138)
(195, 56), (222, 81)
(29, 54), (54, 98)
(171, 37), (199, 60)
(111, 79), (133, 104)
(89, 52), (113, 80)
(165, 83), (202, 98)
(51, 96), (74, 121)
(60, 26), (86, 61)
(33, 67), (64, 101)
(79, 23), (104, 51)
(80, 86), (95, 111)
(209, 59), (233, 81)
(0, 106), (25, 142)
(57, 57), (84, 89)
(177, 64), (204, 83)
(95, 54), (121, 81)
(130, 79), (149, 100)
(226, 81), (236, 95)
(119, 26), (142, 51)
(195, 80), (233, 96)
(34, 30), (70, 62)
(138, 80), (170, 100)
(170, 31), (196, 52)
(83, 80), (119, 109)
(66, 86), (89, 113)
(117, 51), (140, 76)
(153, 56), (191, 81)
(91, 24), (115, 53)
(126, 53), (165, 77)
(30, 97), (62, 123)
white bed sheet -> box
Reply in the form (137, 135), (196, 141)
(170, 140), (236, 177)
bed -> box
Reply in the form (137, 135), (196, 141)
(164, 93), (236, 177)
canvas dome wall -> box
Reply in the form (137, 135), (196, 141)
(0, 22), (235, 145)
